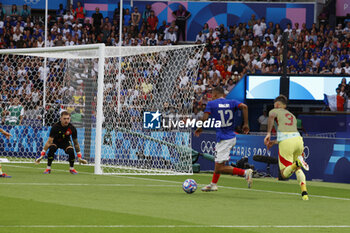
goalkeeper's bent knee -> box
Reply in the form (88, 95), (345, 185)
(48, 145), (57, 155)
(66, 147), (75, 161)
(47, 145), (57, 160)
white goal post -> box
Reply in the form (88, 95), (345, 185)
(0, 44), (205, 175)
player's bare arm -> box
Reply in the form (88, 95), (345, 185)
(72, 138), (81, 154)
(43, 137), (54, 152)
(238, 103), (249, 134)
(264, 111), (276, 146)
(35, 137), (54, 164)
(0, 128), (12, 139)
(194, 112), (209, 137)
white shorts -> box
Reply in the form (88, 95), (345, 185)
(215, 137), (236, 163)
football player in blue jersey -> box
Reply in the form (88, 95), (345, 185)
(195, 86), (252, 191)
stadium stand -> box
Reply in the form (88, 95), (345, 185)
(0, 1), (349, 124)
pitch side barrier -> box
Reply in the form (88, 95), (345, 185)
(2, 125), (349, 182)
(192, 132), (350, 184)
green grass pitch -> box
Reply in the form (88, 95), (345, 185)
(0, 163), (349, 233)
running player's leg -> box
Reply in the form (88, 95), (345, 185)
(293, 137), (308, 200)
(202, 138), (252, 191)
(45, 144), (57, 173)
(278, 138), (298, 179)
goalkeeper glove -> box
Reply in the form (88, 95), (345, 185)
(35, 150), (46, 164)
(77, 152), (87, 164)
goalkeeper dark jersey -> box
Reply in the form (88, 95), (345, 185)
(49, 122), (78, 144)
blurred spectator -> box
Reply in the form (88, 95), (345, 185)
(71, 106), (83, 124)
(318, 7), (329, 26)
(123, 8), (131, 26)
(202, 23), (209, 34)
(172, 5), (191, 41)
(21, 4), (30, 20)
(147, 10), (158, 33)
(10, 4), (18, 19)
(344, 14), (350, 24)
(131, 7), (141, 28)
(92, 7), (103, 35)
(196, 31), (205, 43)
(224, 78), (236, 93)
(192, 107), (203, 120)
(13, 29), (22, 42)
(23, 102), (42, 125)
(248, 14), (256, 30)
(68, 4), (76, 18)
(142, 4), (152, 25)
(63, 9), (74, 26)
(4, 97), (24, 125)
(164, 26), (177, 44)
(336, 88), (345, 111)
(258, 110), (268, 131)
(75, 1), (86, 24)
(113, 2), (124, 22)
(56, 4), (66, 21)
(0, 2), (6, 20)
(147, 32), (158, 45)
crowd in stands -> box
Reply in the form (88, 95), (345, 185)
(1, 1), (350, 126)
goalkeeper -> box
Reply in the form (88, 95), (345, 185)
(0, 127), (12, 178)
(35, 111), (87, 174)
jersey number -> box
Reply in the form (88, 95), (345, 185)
(218, 110), (233, 127)
(285, 113), (294, 126)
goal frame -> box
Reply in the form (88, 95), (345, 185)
(0, 43), (204, 175)
(0, 44), (106, 175)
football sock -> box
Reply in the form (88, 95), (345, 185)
(66, 148), (75, 167)
(295, 169), (307, 192)
(233, 167), (245, 176)
(0, 165), (3, 175)
(47, 158), (53, 167)
(47, 150), (55, 167)
(282, 163), (298, 178)
(46, 166), (51, 170)
(211, 173), (221, 184)
(70, 167), (74, 170)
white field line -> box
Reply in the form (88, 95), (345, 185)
(0, 183), (178, 187)
(0, 225), (349, 228)
(5, 164), (350, 201)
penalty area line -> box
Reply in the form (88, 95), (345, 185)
(0, 183), (178, 187)
(0, 225), (349, 228)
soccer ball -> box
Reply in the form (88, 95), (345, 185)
(182, 179), (197, 194)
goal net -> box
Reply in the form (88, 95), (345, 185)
(0, 44), (204, 175)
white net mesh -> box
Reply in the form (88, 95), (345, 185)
(0, 44), (204, 175)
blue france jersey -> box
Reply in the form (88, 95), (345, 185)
(204, 98), (242, 142)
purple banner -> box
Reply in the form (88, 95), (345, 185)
(336, 0), (350, 17)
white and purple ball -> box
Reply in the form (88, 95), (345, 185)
(182, 179), (197, 194)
